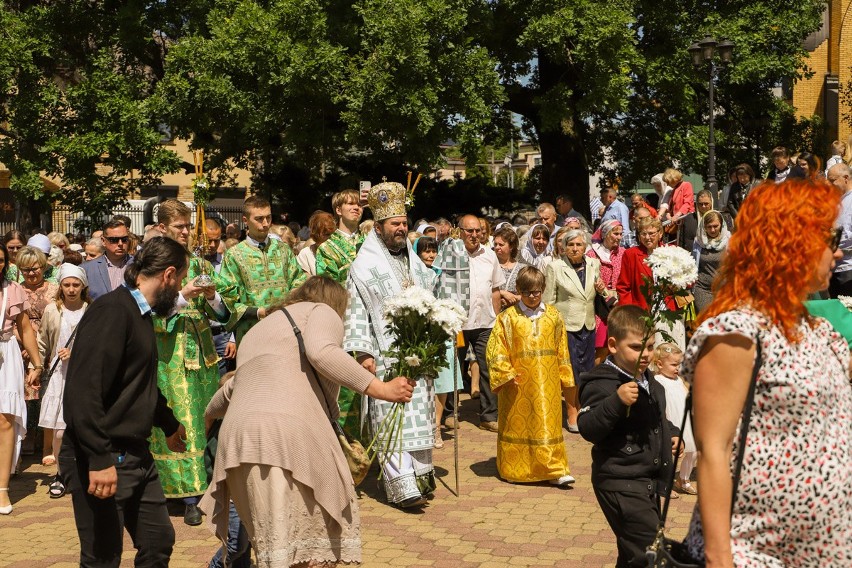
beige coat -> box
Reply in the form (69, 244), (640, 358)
(37, 301), (88, 368)
(199, 301), (376, 542)
(543, 256), (601, 332)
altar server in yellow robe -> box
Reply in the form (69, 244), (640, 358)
(486, 265), (576, 486)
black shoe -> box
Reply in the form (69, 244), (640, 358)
(184, 503), (203, 526)
(398, 496), (427, 509)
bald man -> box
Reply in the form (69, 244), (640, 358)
(455, 214), (504, 432)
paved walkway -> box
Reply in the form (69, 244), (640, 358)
(1, 395), (696, 567)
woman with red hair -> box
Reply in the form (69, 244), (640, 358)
(680, 179), (851, 566)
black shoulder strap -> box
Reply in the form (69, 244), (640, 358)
(279, 307), (344, 435)
(730, 336), (762, 512)
(659, 332), (762, 524)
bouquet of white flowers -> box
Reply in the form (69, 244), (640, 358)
(639, 246), (698, 337)
(366, 285), (466, 466)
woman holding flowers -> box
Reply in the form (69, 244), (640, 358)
(486, 266), (576, 486)
(200, 277), (414, 567)
(617, 217), (686, 349)
(683, 179), (851, 566)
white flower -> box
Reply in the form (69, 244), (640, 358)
(644, 246), (698, 289)
(404, 355), (421, 367)
(430, 298), (467, 336)
(839, 296), (852, 311)
(383, 286), (436, 318)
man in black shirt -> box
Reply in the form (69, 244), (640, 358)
(61, 237), (189, 567)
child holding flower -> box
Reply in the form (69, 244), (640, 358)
(485, 266), (576, 486)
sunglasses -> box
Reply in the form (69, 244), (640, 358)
(104, 236), (129, 244)
(829, 227), (842, 253)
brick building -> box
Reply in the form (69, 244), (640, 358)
(793, 0), (852, 144)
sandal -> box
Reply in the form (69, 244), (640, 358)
(673, 479), (697, 495)
(48, 475), (66, 499)
(41, 455), (56, 467)
(434, 430), (444, 449)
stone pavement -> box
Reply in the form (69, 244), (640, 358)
(0, 395), (696, 567)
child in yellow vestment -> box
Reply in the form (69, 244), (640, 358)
(486, 266), (576, 486)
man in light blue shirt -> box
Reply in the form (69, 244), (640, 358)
(601, 188), (635, 247)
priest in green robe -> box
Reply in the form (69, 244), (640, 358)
(149, 199), (229, 526)
(218, 195), (307, 345)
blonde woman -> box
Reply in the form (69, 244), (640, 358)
(37, 264), (89, 498)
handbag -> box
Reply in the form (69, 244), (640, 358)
(595, 292), (617, 323)
(40, 325), (79, 394)
(646, 336), (763, 567)
(280, 307), (373, 487)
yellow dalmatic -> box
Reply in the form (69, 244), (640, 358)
(486, 304), (575, 483)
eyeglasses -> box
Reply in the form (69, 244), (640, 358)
(639, 230), (660, 237)
(20, 267), (42, 274)
(104, 236), (129, 244)
(521, 290), (543, 297)
(828, 227), (842, 253)
(462, 228), (482, 234)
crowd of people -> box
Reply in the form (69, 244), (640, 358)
(0, 144), (850, 568)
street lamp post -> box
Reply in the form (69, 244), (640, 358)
(689, 36), (734, 201)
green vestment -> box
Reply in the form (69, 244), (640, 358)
(315, 229), (365, 439)
(218, 238), (307, 344)
(315, 230), (364, 284)
(150, 256), (226, 498)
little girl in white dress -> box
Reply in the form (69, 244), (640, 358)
(653, 343), (697, 495)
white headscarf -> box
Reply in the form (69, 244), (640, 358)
(695, 210), (730, 251)
(520, 223), (553, 270)
(58, 263), (88, 287)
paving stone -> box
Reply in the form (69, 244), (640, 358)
(0, 394), (697, 567)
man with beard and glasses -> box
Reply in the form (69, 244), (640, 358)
(344, 181), (442, 509)
(60, 237), (189, 567)
(152, 199), (230, 526)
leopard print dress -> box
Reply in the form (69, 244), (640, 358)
(681, 308), (852, 566)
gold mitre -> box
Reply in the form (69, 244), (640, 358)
(368, 181), (408, 221)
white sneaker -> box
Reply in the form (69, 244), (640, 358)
(549, 475), (576, 486)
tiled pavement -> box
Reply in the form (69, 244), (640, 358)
(1, 395), (696, 567)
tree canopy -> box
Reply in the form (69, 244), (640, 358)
(0, 0), (830, 224)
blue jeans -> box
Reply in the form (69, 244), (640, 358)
(208, 501), (251, 568)
(212, 331), (235, 377)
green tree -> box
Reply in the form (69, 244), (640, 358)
(0, 1), (199, 231)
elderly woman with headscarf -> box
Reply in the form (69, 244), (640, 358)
(519, 223), (553, 271)
(692, 210), (730, 313)
(544, 229), (607, 432)
(585, 219), (625, 361)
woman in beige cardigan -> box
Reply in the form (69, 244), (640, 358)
(543, 230), (608, 432)
(200, 276), (413, 568)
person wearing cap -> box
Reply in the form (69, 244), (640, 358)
(37, 263), (90, 499)
(218, 195), (307, 346)
(343, 180), (443, 509)
(82, 218), (133, 301)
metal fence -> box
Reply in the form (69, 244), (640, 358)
(50, 202), (246, 238)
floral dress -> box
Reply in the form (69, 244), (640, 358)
(22, 280), (58, 401)
(681, 308), (852, 567)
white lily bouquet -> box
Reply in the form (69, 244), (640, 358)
(366, 285), (466, 465)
